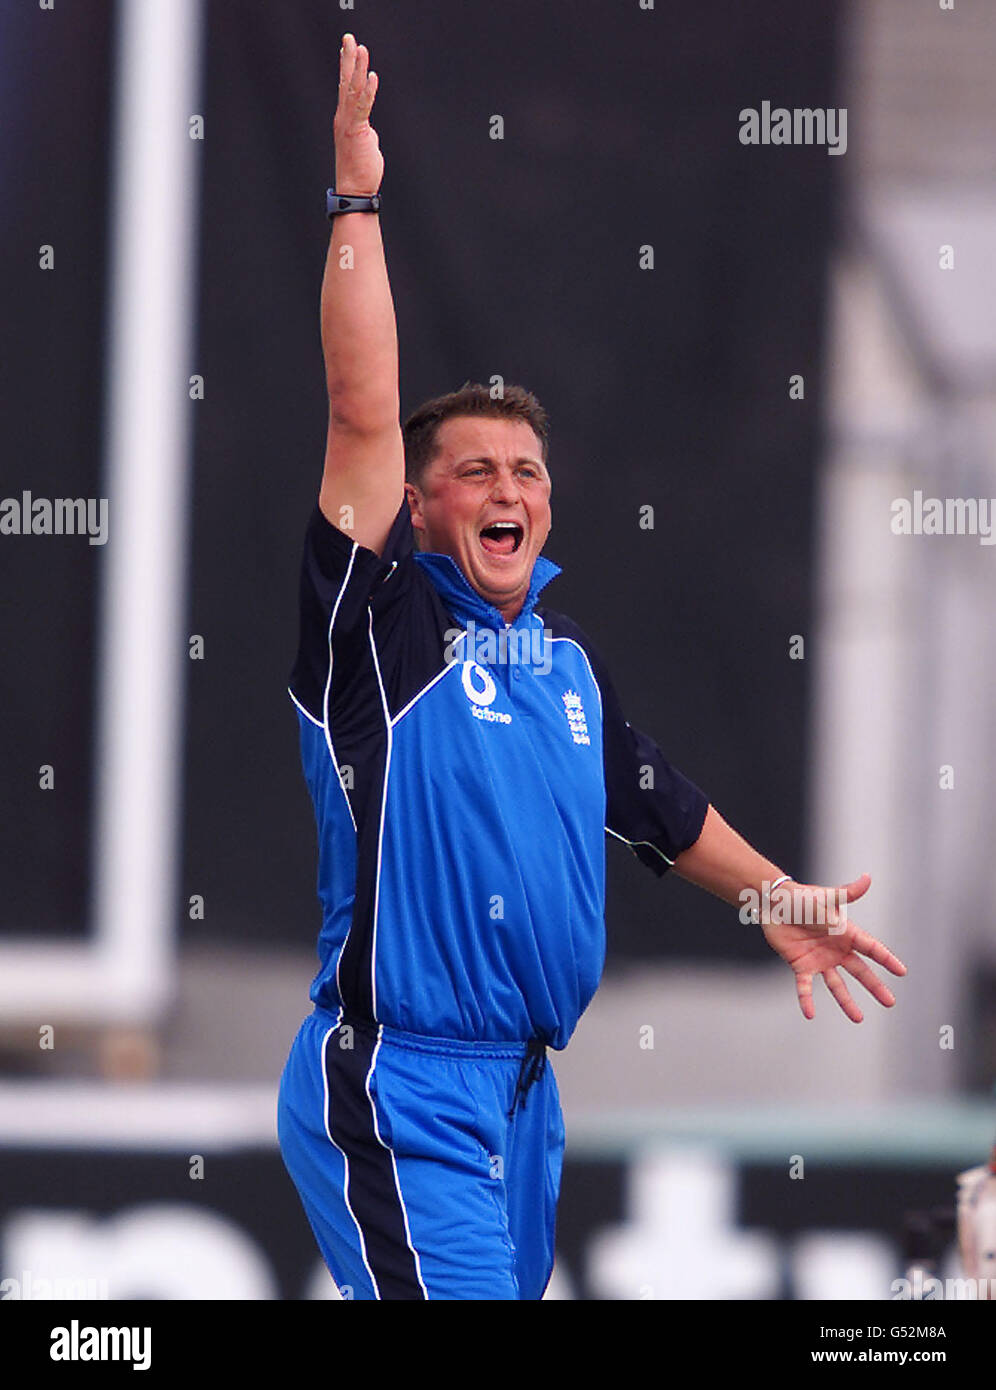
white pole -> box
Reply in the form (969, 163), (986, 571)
(91, 0), (203, 1019)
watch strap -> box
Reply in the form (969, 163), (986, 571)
(327, 188), (381, 220)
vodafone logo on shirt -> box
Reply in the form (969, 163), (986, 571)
(461, 662), (512, 725)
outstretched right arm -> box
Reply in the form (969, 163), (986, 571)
(318, 33), (404, 557)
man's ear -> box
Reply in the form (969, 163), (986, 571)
(404, 481), (425, 546)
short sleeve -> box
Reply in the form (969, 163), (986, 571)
(541, 608), (709, 877)
(289, 499), (414, 721)
(602, 701), (709, 876)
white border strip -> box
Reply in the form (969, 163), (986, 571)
(288, 687), (324, 729)
(1, 1082), (989, 1165)
(390, 630), (467, 726)
(0, 1081), (277, 1149)
(605, 826), (675, 866)
(321, 1026), (378, 1294)
(366, 607), (393, 1023)
(366, 1030), (428, 1298)
(321, 543), (359, 831)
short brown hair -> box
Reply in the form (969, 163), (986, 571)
(402, 382), (549, 487)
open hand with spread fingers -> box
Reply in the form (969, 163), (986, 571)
(760, 874), (907, 1022)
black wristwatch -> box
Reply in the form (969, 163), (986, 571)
(327, 188), (381, 221)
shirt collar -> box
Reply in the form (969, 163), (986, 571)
(414, 549), (561, 629)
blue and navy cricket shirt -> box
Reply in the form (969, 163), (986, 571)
(288, 500), (708, 1050)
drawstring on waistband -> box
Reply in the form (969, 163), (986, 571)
(508, 1033), (548, 1118)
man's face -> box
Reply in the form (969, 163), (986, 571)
(405, 415), (552, 622)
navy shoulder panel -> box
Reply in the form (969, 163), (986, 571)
(537, 607), (708, 876)
(290, 500), (458, 725)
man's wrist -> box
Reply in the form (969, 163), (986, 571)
(332, 175), (381, 198)
(327, 188), (381, 225)
(739, 873), (797, 926)
(765, 875), (797, 921)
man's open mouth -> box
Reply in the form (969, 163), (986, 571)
(479, 520), (524, 556)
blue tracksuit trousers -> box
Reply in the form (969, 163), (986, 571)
(277, 1007), (565, 1300)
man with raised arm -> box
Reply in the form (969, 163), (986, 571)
(276, 33), (906, 1302)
